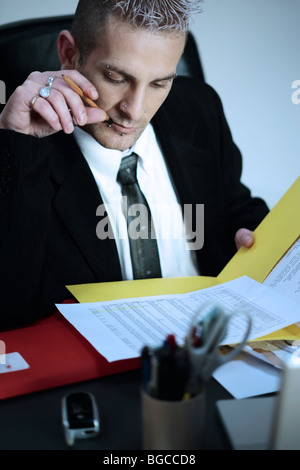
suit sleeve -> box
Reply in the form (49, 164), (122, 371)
(212, 89), (269, 237)
(205, 84), (269, 269)
(0, 130), (65, 330)
(166, 78), (269, 275)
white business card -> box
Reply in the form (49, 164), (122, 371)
(0, 352), (30, 373)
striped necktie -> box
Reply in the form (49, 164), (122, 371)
(117, 152), (162, 279)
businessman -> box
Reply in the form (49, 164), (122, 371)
(0, 0), (268, 329)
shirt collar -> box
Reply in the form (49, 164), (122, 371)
(73, 126), (122, 183)
(73, 123), (155, 182)
(130, 124), (154, 177)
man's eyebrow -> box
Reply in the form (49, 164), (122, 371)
(153, 73), (178, 82)
(104, 64), (177, 82)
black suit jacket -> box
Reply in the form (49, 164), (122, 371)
(0, 77), (268, 329)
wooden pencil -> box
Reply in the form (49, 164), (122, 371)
(62, 74), (110, 121)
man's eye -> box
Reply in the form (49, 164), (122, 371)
(105, 73), (126, 85)
(151, 80), (172, 89)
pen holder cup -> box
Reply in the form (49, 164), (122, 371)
(141, 389), (205, 450)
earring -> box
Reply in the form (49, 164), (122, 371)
(124, 104), (128, 108)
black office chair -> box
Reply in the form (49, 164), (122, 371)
(0, 15), (205, 111)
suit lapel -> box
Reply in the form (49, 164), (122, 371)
(152, 101), (215, 268)
(48, 133), (122, 281)
(152, 104), (213, 208)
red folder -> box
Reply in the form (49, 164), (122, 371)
(0, 305), (140, 400)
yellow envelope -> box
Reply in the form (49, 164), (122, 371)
(217, 177), (300, 341)
(67, 275), (217, 303)
(218, 176), (300, 285)
(67, 177), (300, 341)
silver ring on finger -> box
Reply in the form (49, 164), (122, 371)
(39, 74), (57, 99)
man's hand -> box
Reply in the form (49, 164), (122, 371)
(235, 228), (255, 250)
(0, 70), (107, 138)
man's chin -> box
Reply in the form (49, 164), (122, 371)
(83, 123), (142, 151)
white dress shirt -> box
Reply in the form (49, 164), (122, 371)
(73, 125), (199, 280)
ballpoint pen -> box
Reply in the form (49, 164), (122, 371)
(142, 335), (189, 401)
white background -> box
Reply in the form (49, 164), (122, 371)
(1, 0), (299, 209)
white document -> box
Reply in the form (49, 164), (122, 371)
(57, 276), (300, 363)
(213, 352), (281, 399)
(203, 238), (300, 400)
(263, 237), (300, 303)
(215, 242), (300, 399)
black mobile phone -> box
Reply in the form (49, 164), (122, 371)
(62, 392), (100, 446)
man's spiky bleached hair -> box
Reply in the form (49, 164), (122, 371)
(72, 0), (203, 64)
(110, 0), (203, 32)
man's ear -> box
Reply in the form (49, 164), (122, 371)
(57, 30), (80, 70)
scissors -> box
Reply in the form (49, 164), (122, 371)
(184, 304), (252, 396)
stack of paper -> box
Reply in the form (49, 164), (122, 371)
(56, 177), (300, 399)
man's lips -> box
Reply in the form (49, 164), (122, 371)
(106, 117), (137, 135)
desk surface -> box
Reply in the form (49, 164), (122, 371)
(0, 369), (231, 450)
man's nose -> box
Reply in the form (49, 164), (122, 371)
(121, 88), (147, 121)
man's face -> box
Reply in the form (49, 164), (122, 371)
(75, 17), (186, 151)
